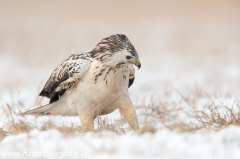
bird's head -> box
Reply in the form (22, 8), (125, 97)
(91, 34), (141, 69)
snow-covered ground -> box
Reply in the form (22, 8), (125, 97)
(1, 126), (240, 159)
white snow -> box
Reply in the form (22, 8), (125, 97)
(1, 126), (240, 159)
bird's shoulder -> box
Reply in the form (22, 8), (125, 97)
(39, 52), (92, 99)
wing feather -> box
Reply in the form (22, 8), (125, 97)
(40, 53), (91, 101)
(128, 65), (135, 88)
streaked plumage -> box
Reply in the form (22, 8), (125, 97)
(23, 34), (141, 131)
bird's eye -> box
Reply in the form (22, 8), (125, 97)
(126, 56), (132, 60)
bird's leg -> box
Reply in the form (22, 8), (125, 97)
(80, 112), (94, 131)
(119, 102), (140, 131)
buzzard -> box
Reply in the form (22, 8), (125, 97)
(23, 34), (141, 131)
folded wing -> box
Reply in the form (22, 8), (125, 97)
(39, 53), (91, 103)
(128, 65), (135, 88)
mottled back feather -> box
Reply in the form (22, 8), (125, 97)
(39, 53), (91, 103)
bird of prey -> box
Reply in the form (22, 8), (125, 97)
(23, 34), (141, 131)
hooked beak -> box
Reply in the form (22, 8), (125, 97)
(135, 59), (141, 69)
(128, 58), (141, 69)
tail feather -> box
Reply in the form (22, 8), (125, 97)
(21, 103), (53, 116)
(21, 100), (77, 116)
